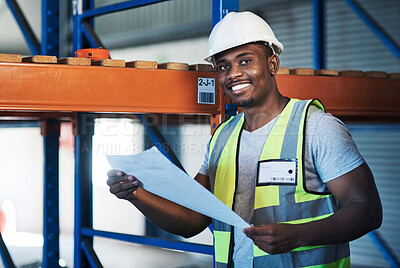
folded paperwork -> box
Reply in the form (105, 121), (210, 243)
(107, 146), (249, 229)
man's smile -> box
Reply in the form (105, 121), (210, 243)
(228, 82), (251, 94)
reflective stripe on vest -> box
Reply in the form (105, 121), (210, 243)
(209, 99), (350, 267)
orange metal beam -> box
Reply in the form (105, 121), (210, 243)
(0, 111), (74, 121)
(0, 63), (220, 115)
(277, 74), (400, 120)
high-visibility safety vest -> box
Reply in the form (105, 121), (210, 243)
(208, 99), (350, 268)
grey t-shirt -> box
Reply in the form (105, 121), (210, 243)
(198, 106), (365, 267)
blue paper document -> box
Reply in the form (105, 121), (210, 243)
(107, 146), (249, 229)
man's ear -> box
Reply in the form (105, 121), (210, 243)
(269, 54), (280, 76)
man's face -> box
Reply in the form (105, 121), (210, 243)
(215, 43), (272, 108)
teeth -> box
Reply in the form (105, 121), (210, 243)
(231, 83), (250, 91)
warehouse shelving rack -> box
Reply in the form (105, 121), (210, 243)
(1, 0), (400, 267)
(71, 1), (239, 267)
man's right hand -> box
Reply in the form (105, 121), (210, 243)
(106, 171), (212, 237)
(107, 169), (141, 201)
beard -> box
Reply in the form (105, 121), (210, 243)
(234, 98), (255, 107)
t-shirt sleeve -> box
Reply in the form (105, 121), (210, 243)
(309, 109), (365, 183)
(198, 139), (210, 176)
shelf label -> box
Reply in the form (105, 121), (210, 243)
(198, 78), (215, 104)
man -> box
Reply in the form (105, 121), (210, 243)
(107, 11), (382, 267)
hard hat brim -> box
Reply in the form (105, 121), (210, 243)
(204, 40), (283, 63)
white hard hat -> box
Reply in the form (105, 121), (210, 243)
(205, 11), (284, 63)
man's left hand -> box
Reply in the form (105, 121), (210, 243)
(243, 223), (302, 255)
